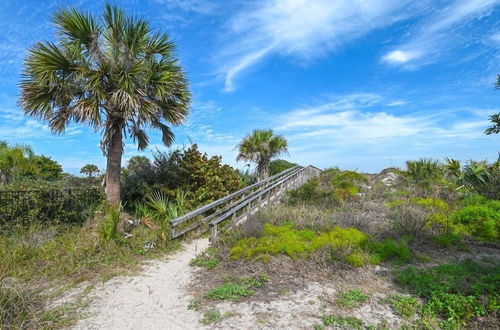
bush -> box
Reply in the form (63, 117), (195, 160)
(123, 144), (242, 208)
(286, 168), (367, 206)
(336, 289), (370, 308)
(230, 223), (411, 266)
(0, 184), (102, 227)
(269, 159), (296, 176)
(395, 260), (499, 327)
(451, 204), (499, 241)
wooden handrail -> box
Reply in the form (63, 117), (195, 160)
(169, 165), (322, 240)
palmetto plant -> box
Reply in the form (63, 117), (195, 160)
(236, 129), (288, 180)
(19, 4), (190, 205)
(146, 189), (187, 241)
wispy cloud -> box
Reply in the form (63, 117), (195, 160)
(383, 0), (500, 67)
(153, 0), (216, 14)
(218, 0), (420, 91)
(271, 93), (499, 170)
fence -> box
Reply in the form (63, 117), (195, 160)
(169, 165), (322, 240)
(0, 188), (103, 224)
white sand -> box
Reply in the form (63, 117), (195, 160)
(73, 238), (209, 330)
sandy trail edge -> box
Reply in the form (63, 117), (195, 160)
(72, 238), (209, 330)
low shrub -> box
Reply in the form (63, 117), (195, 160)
(395, 260), (499, 327)
(368, 237), (412, 264)
(190, 248), (220, 270)
(98, 205), (122, 241)
(205, 284), (254, 301)
(336, 289), (370, 308)
(451, 204), (499, 241)
(230, 223), (411, 266)
(321, 315), (364, 329)
(204, 275), (268, 301)
(389, 294), (420, 319)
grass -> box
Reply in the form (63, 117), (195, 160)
(389, 294), (420, 319)
(336, 289), (370, 309)
(0, 283), (89, 329)
(0, 213), (182, 328)
(200, 307), (233, 325)
(321, 315), (364, 329)
(395, 260), (499, 328)
(190, 248), (220, 270)
(204, 275), (268, 302)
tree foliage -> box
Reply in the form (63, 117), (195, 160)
(0, 141), (62, 184)
(237, 129), (288, 180)
(80, 164), (100, 178)
(269, 159), (296, 176)
(19, 4), (191, 204)
(122, 144), (241, 208)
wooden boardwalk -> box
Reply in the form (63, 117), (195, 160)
(169, 165), (322, 241)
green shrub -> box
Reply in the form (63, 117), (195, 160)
(190, 248), (220, 270)
(368, 238), (412, 264)
(404, 158), (444, 186)
(98, 205), (122, 241)
(389, 295), (420, 319)
(230, 224), (370, 265)
(336, 289), (370, 308)
(321, 315), (364, 329)
(0, 185), (102, 227)
(269, 159), (296, 176)
(395, 260), (499, 327)
(451, 204), (499, 241)
(205, 284), (254, 301)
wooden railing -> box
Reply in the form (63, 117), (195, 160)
(169, 165), (322, 240)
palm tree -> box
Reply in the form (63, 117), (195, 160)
(485, 75), (500, 135)
(19, 4), (191, 205)
(80, 164), (100, 178)
(236, 129), (288, 180)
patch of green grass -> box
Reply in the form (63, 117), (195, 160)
(321, 315), (364, 329)
(395, 260), (499, 327)
(200, 307), (233, 325)
(368, 237), (412, 264)
(205, 274), (268, 302)
(205, 284), (254, 301)
(336, 289), (370, 309)
(389, 294), (420, 319)
(190, 248), (220, 270)
(187, 298), (201, 311)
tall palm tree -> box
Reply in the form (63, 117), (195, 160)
(19, 4), (191, 205)
(236, 129), (288, 180)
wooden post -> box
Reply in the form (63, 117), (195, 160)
(211, 224), (218, 242)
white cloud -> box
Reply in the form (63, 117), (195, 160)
(387, 100), (408, 107)
(218, 0), (420, 91)
(382, 50), (420, 64)
(154, 0), (216, 14)
(490, 32), (500, 44)
(270, 94), (499, 171)
(383, 0), (500, 67)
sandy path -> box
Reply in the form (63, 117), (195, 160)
(73, 238), (209, 330)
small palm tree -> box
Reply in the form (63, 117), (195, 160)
(236, 129), (288, 180)
(80, 164), (100, 178)
(485, 75), (500, 135)
(19, 4), (190, 205)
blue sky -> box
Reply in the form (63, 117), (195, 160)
(0, 0), (499, 174)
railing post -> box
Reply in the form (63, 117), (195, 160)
(211, 224), (218, 242)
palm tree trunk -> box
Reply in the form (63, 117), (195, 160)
(105, 127), (123, 205)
